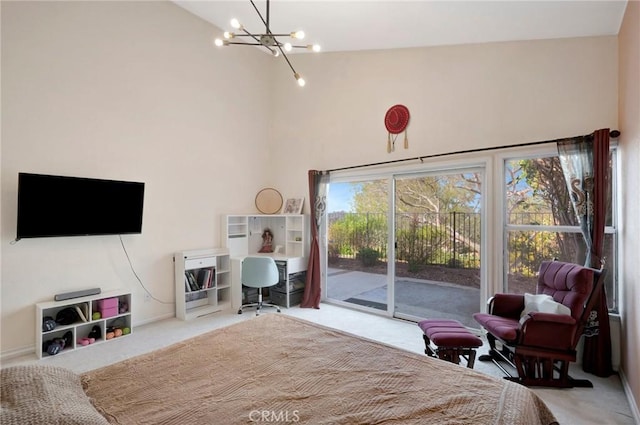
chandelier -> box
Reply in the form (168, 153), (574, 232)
(214, 0), (321, 87)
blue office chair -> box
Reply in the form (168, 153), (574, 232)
(238, 256), (281, 315)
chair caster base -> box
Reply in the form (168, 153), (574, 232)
(238, 302), (281, 316)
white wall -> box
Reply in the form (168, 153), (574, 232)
(618, 0), (640, 419)
(268, 37), (618, 199)
(1, 1), (274, 355)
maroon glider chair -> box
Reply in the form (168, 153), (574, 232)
(473, 260), (606, 388)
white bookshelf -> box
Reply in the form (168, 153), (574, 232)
(35, 289), (132, 359)
(174, 248), (231, 320)
(221, 214), (309, 259)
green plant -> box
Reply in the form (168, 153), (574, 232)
(447, 258), (462, 268)
(327, 244), (340, 263)
(407, 258), (423, 273)
(357, 248), (380, 267)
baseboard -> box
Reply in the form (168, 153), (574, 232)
(0, 345), (36, 362)
(132, 312), (175, 327)
(619, 368), (640, 424)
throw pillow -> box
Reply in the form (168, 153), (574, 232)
(1, 365), (109, 425)
(519, 293), (571, 325)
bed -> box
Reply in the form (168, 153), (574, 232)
(1, 314), (558, 425)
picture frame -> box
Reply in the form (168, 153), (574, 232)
(282, 198), (304, 214)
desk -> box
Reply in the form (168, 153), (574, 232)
(231, 254), (307, 310)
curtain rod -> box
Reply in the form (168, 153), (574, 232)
(327, 130), (620, 173)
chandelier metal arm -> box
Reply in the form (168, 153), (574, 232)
(250, 0), (270, 34)
(225, 41), (267, 46)
(229, 33), (308, 48)
(277, 45), (297, 76)
(231, 33), (294, 38)
(240, 26), (277, 55)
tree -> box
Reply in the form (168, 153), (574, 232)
(505, 157), (584, 275)
(353, 174), (481, 215)
(340, 174), (482, 269)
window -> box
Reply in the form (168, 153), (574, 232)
(503, 150), (618, 312)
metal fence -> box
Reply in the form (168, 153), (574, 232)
(328, 211), (481, 269)
(329, 211), (584, 274)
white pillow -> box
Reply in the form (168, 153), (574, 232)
(519, 293), (571, 325)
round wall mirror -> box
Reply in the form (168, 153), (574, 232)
(255, 188), (283, 214)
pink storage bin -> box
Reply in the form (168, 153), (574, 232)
(98, 298), (118, 309)
(98, 298), (119, 318)
(101, 306), (119, 319)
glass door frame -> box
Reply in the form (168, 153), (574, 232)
(391, 166), (486, 324)
(323, 173), (394, 317)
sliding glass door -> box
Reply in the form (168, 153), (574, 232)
(326, 178), (390, 312)
(325, 166), (484, 326)
(392, 170), (483, 327)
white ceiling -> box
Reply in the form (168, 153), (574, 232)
(173, 0), (628, 53)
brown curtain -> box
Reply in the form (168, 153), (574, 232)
(557, 128), (612, 377)
(301, 170), (327, 309)
(582, 129), (613, 377)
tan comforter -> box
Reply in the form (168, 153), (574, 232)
(82, 314), (558, 425)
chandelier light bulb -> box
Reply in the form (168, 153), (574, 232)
(284, 43), (292, 52)
(223, 31), (234, 39)
(214, 38), (224, 47)
(291, 30), (305, 40)
(294, 73), (306, 87)
(272, 49), (280, 57)
(310, 44), (321, 52)
(230, 18), (241, 29)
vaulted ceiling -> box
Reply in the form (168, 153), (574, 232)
(174, 1), (628, 53)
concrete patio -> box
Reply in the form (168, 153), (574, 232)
(326, 268), (481, 328)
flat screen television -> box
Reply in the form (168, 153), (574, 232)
(17, 173), (145, 240)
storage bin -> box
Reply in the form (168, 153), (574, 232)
(98, 298), (118, 318)
(242, 287), (260, 304)
(270, 289), (304, 308)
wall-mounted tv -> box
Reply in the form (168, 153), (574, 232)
(17, 173), (145, 240)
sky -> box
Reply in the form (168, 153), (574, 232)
(327, 182), (355, 213)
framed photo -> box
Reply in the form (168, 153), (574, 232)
(282, 198), (304, 214)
